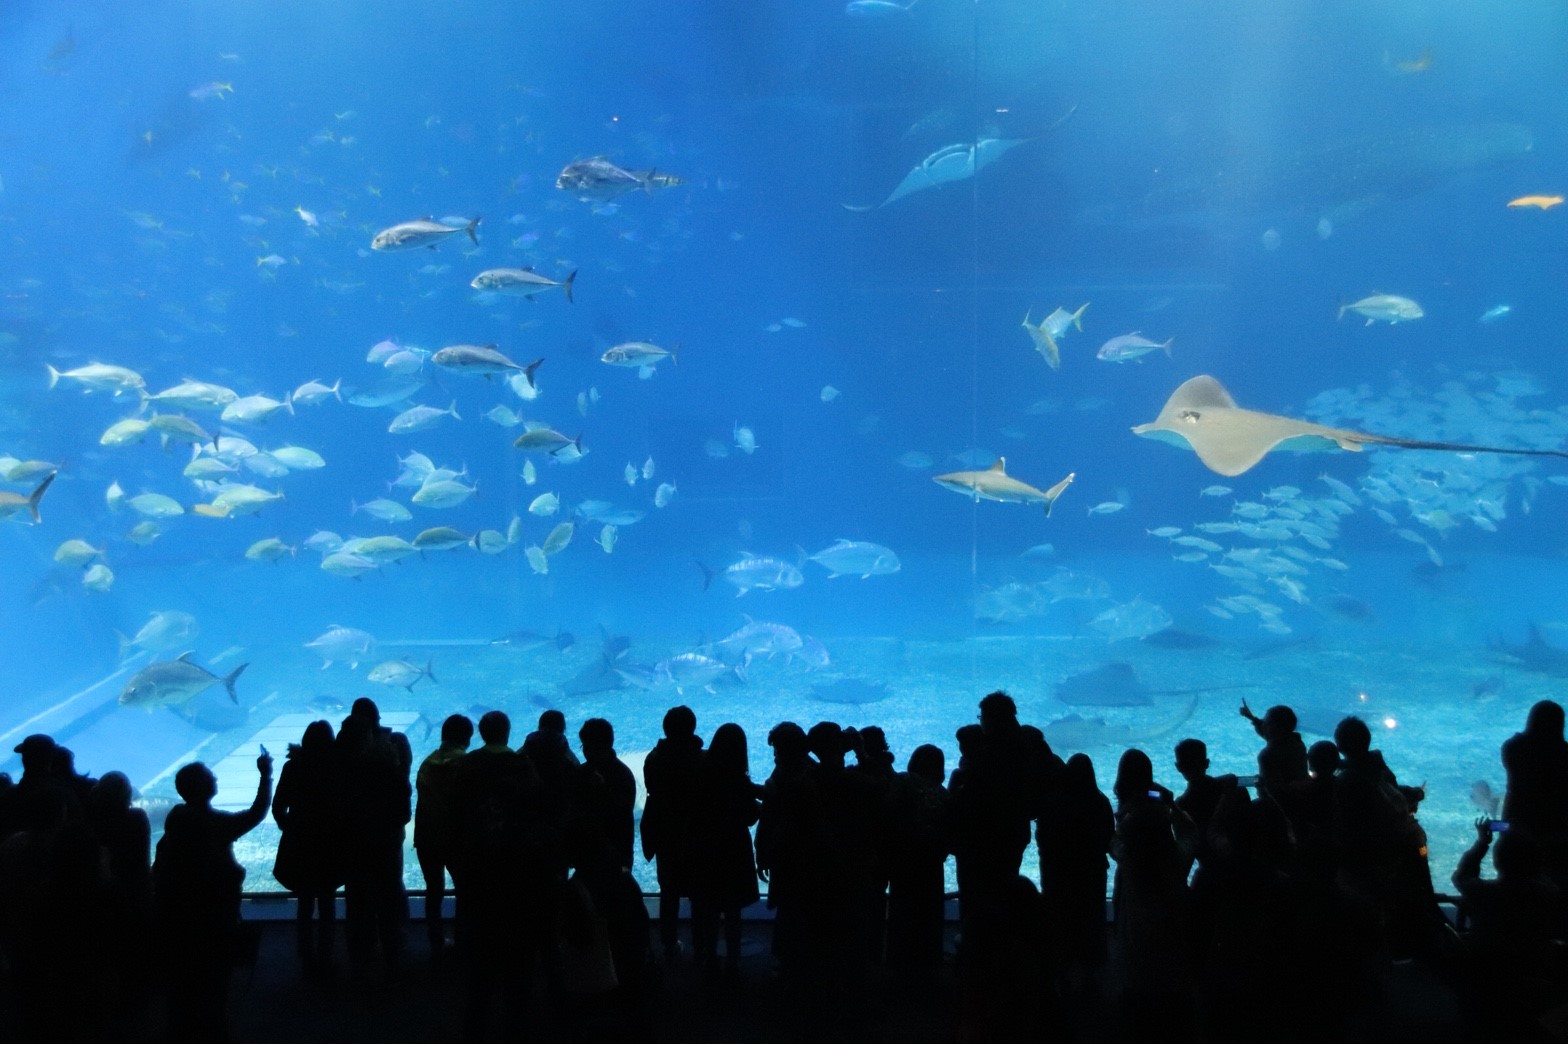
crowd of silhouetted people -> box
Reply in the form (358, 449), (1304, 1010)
(1, 691), (1567, 1041)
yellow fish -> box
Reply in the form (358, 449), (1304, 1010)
(1507, 195), (1564, 210)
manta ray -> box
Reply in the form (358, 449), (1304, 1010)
(845, 106), (1075, 211)
(1132, 375), (1568, 477)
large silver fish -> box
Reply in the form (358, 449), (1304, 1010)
(470, 267), (576, 303)
(0, 473), (56, 524)
(119, 652), (246, 709)
(556, 156), (683, 201)
(371, 217), (480, 251)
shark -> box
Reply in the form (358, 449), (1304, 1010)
(932, 459), (1075, 516)
(1133, 375), (1568, 477)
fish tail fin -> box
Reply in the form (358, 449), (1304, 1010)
(222, 663), (248, 703)
(27, 472), (56, 523)
(1021, 310), (1032, 328)
(426, 659), (437, 684)
(115, 630), (133, 662)
(45, 364), (61, 390)
(1072, 302), (1088, 330)
(1162, 339), (1174, 356)
(283, 392), (295, 415)
(448, 401), (461, 421)
(670, 344), (680, 366)
(524, 358), (543, 388)
(330, 378), (342, 402)
(1336, 303), (1348, 321)
(466, 217), (481, 245)
(562, 270), (576, 304)
(696, 561), (716, 591)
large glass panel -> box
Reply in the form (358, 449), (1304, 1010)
(1, 0), (1564, 896)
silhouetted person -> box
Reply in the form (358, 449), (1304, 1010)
(453, 711), (555, 1040)
(272, 719), (343, 980)
(1, 778), (111, 1040)
(885, 743), (950, 980)
(951, 692), (1034, 957)
(691, 722), (762, 978)
(1452, 818), (1564, 1038)
(1501, 700), (1568, 890)
(804, 721), (881, 988)
(89, 770), (153, 1024)
(337, 698), (412, 981)
(569, 716), (649, 1000)
(1283, 739), (1342, 877)
(1173, 736), (1244, 965)
(1239, 700), (1309, 800)
(153, 750), (272, 1043)
(1037, 751), (1113, 1000)
(415, 713), (472, 957)
(849, 724), (899, 964)
(1110, 748), (1198, 1039)
(755, 721), (820, 977)
(9, 733), (78, 827)
(641, 705), (704, 960)
(1333, 715), (1439, 960)
(521, 707), (579, 811)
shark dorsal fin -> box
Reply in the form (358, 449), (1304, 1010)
(988, 458), (1007, 474)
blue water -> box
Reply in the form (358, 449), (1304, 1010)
(3, 0), (1568, 891)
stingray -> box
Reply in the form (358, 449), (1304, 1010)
(810, 678), (892, 705)
(1053, 661), (1251, 707)
(1042, 695), (1200, 751)
(1133, 375), (1568, 477)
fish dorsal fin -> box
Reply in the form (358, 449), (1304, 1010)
(176, 651), (194, 663)
(989, 458), (1007, 474)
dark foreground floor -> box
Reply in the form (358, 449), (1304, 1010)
(30, 914), (1463, 1044)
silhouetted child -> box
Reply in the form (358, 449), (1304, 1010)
(1238, 700), (1308, 800)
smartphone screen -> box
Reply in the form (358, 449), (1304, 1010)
(1487, 820), (1510, 833)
